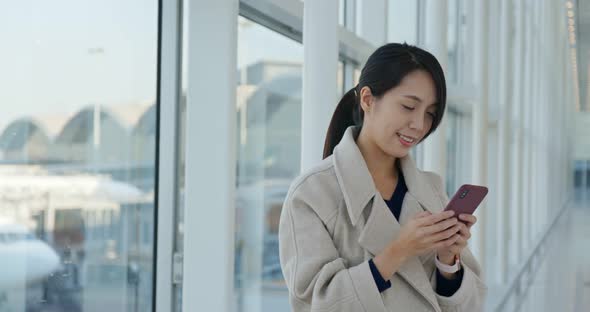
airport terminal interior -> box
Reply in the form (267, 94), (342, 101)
(1, 0), (589, 311)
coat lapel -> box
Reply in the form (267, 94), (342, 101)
(356, 193), (440, 310)
(333, 126), (445, 311)
(357, 192), (400, 257)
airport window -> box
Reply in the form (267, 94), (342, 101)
(445, 108), (463, 195)
(0, 1), (159, 311)
(0, 1), (581, 311)
(339, 0), (346, 26)
(234, 15), (303, 311)
(447, 0), (469, 84)
(447, 0), (459, 83)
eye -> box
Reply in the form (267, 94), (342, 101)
(402, 105), (414, 111)
(427, 112), (436, 118)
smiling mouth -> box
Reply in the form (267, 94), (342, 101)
(397, 133), (417, 144)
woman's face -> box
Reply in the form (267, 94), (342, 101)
(360, 70), (438, 158)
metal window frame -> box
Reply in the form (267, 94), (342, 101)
(155, 0), (182, 311)
(239, 0), (374, 65)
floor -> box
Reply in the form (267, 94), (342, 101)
(516, 188), (590, 312)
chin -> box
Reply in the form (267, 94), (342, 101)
(376, 138), (412, 158)
(394, 150), (410, 158)
(384, 146), (410, 159)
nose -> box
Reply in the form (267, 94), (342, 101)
(408, 113), (425, 132)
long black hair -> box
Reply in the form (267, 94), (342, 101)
(323, 43), (446, 159)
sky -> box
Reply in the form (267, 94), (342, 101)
(0, 0), (159, 130)
(0, 1), (303, 133)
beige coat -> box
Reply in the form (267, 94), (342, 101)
(279, 126), (487, 312)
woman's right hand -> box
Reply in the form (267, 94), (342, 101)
(394, 210), (462, 258)
(372, 210), (462, 280)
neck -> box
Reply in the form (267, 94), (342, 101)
(356, 127), (398, 182)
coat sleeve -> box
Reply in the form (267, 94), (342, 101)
(279, 191), (388, 312)
(426, 172), (489, 312)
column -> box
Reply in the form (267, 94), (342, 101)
(300, 0), (339, 172)
(183, 0), (238, 311)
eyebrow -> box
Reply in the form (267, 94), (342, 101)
(403, 95), (422, 102)
(403, 95), (437, 108)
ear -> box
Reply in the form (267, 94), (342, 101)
(359, 86), (374, 114)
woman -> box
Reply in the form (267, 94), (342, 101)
(279, 43), (487, 312)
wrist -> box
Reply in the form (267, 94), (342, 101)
(389, 240), (411, 262)
(435, 253), (461, 275)
(437, 252), (456, 265)
(373, 240), (410, 280)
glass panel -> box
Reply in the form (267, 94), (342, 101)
(234, 16), (303, 312)
(0, 1), (158, 311)
(445, 109), (460, 195)
(447, 0), (469, 84)
(447, 0), (459, 83)
(458, 0), (469, 84)
(443, 110), (472, 196)
(387, 0), (419, 45)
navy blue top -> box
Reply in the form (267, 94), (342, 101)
(368, 169), (463, 296)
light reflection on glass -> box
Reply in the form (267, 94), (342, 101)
(0, 1), (158, 311)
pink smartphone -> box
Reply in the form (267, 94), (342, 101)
(444, 184), (488, 221)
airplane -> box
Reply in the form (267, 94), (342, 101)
(0, 217), (60, 289)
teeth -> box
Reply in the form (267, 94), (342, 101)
(398, 134), (415, 143)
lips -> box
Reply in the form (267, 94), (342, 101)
(397, 133), (417, 145)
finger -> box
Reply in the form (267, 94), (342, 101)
(459, 214), (477, 227)
(448, 238), (468, 253)
(457, 223), (471, 239)
(419, 210), (455, 226)
(433, 234), (462, 249)
(447, 244), (463, 255)
(423, 217), (458, 236)
(427, 223), (461, 243)
(453, 235), (468, 247)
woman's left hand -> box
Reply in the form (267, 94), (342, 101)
(437, 214), (477, 264)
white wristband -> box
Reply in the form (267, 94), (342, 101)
(435, 254), (461, 274)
